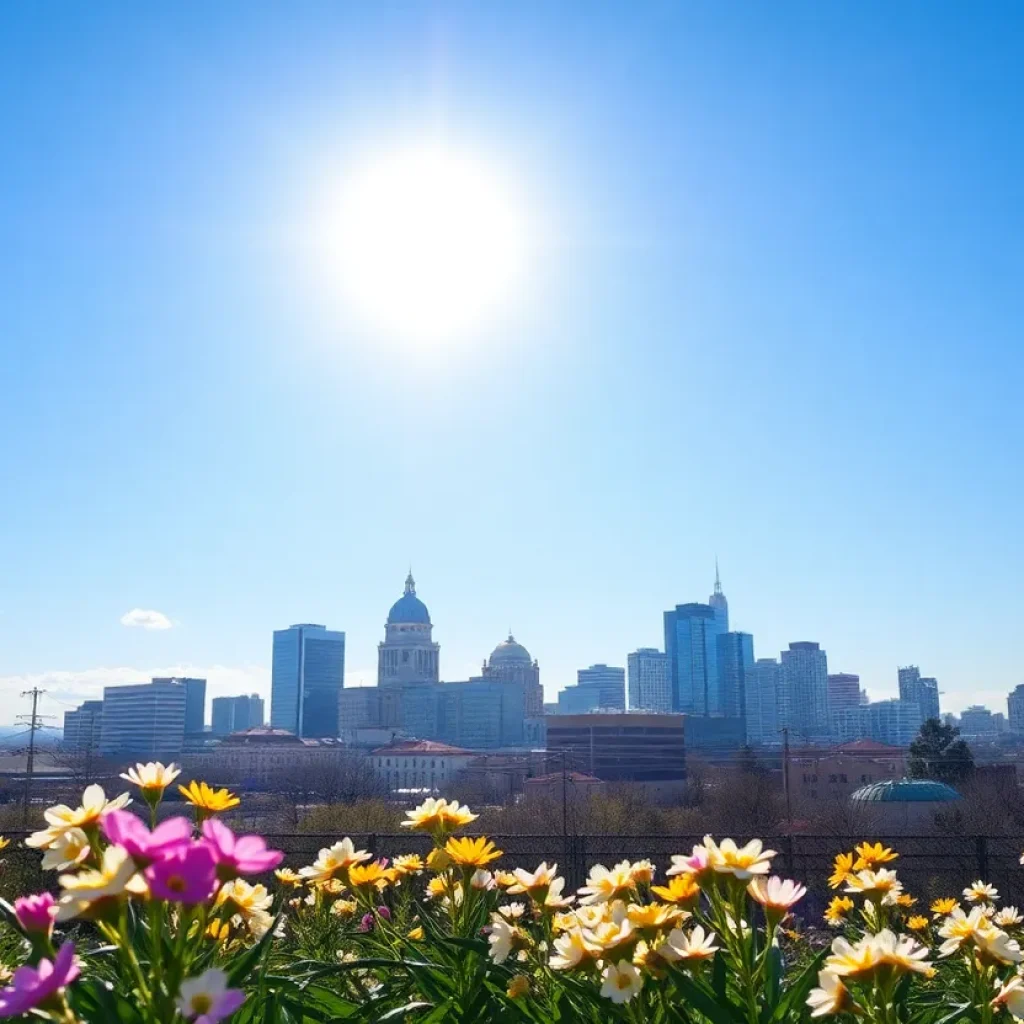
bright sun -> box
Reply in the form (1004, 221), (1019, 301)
(329, 143), (529, 342)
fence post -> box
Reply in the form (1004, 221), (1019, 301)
(783, 833), (795, 878)
(976, 836), (989, 880)
(368, 833), (377, 859)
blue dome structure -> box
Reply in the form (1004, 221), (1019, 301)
(850, 778), (961, 804)
(387, 572), (431, 624)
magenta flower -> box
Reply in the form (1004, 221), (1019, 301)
(0, 942), (79, 1018)
(358, 913), (375, 932)
(201, 818), (284, 878)
(376, 905), (391, 921)
(145, 843), (218, 904)
(13, 893), (57, 938)
(102, 810), (192, 865)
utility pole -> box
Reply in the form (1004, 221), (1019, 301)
(19, 688), (52, 824)
(561, 749), (568, 840)
(780, 725), (792, 835)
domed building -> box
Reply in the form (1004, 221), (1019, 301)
(850, 777), (962, 832)
(480, 632), (543, 716)
(377, 573), (440, 687)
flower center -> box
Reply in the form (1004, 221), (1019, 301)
(167, 875), (187, 894)
(191, 995), (213, 1013)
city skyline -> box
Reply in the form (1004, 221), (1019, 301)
(2, 6), (1023, 727)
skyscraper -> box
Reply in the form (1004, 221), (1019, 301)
(1008, 685), (1024, 734)
(63, 700), (103, 754)
(627, 649), (671, 712)
(152, 677), (206, 735)
(716, 632), (754, 720)
(378, 573), (440, 686)
(100, 679), (187, 757)
(708, 561), (729, 634)
(575, 664), (626, 711)
(779, 642), (829, 740)
(898, 666), (941, 724)
(211, 694), (265, 737)
(744, 659), (781, 745)
(664, 603), (722, 714)
(827, 673), (861, 735)
(271, 623), (345, 738)
(832, 698), (922, 747)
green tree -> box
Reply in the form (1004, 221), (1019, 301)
(908, 718), (974, 786)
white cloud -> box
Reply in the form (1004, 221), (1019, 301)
(120, 608), (173, 630)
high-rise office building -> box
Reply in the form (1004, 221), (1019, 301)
(898, 666), (941, 725)
(271, 623), (345, 738)
(63, 700), (103, 754)
(1008, 685), (1024, 734)
(627, 649), (671, 712)
(100, 679), (187, 757)
(574, 664), (626, 711)
(378, 573), (439, 686)
(960, 705), (998, 736)
(744, 659), (781, 745)
(716, 632), (754, 720)
(211, 694), (265, 737)
(708, 562), (729, 634)
(827, 673), (861, 734)
(779, 642), (829, 740)
(664, 603), (722, 714)
(152, 677), (206, 735)
(833, 698), (922, 747)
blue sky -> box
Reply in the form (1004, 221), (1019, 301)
(2, 3), (1022, 727)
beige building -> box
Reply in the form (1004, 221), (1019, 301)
(788, 739), (906, 804)
(524, 770), (605, 804)
(371, 739), (477, 793)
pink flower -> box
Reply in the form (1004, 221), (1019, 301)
(102, 811), (192, 865)
(359, 913), (375, 932)
(13, 893), (57, 938)
(201, 819), (284, 878)
(0, 941), (79, 1017)
(145, 843), (218, 904)
(376, 905), (391, 921)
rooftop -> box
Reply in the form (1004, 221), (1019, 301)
(371, 739), (473, 756)
(851, 778), (962, 803)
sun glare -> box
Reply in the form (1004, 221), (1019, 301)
(327, 143), (529, 342)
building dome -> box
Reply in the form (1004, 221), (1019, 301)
(387, 572), (430, 624)
(850, 778), (961, 803)
(489, 632), (533, 665)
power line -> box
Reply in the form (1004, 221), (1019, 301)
(17, 688), (54, 824)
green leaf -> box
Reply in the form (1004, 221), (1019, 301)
(669, 971), (742, 1024)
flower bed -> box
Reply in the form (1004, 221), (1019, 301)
(0, 767), (1021, 1022)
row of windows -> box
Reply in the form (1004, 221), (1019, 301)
(801, 773), (875, 784)
(379, 757), (448, 769)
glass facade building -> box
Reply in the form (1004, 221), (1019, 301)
(663, 603), (722, 714)
(211, 694), (265, 737)
(100, 680), (187, 757)
(715, 632), (754, 720)
(779, 641), (830, 740)
(63, 700), (103, 754)
(152, 677), (206, 735)
(744, 659), (781, 744)
(271, 623), (345, 739)
(627, 649), (671, 712)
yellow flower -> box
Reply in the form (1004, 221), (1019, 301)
(589, 917), (636, 958)
(205, 919), (231, 943)
(274, 868), (303, 888)
(0, 837), (9, 852)
(299, 839), (372, 884)
(401, 797), (477, 836)
(178, 780), (240, 815)
(120, 761), (181, 793)
(444, 836), (503, 869)
(550, 927), (602, 970)
(426, 876), (449, 900)
(651, 874), (701, 909)
(706, 837), (776, 880)
(331, 899), (358, 918)
(56, 845), (146, 922)
(629, 860), (655, 885)
(825, 934), (885, 980)
(938, 906), (993, 956)
(41, 828), (91, 872)
(872, 929), (933, 976)
(824, 896), (855, 927)
(907, 916), (929, 931)
(626, 902), (681, 933)
(807, 970), (853, 1017)
(29, 785), (132, 848)
(216, 879), (274, 939)
(852, 842), (898, 871)
(600, 960), (643, 1004)
(407, 925), (425, 940)
(931, 897), (959, 917)
(844, 868), (903, 905)
(494, 869), (518, 889)
(828, 852), (855, 890)
(963, 880), (999, 904)
(578, 861), (635, 905)
(506, 975), (530, 999)
(392, 854), (424, 876)
(347, 861), (393, 890)
(895, 893), (916, 908)
(426, 848), (452, 872)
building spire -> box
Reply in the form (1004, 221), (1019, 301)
(405, 569), (416, 595)
(714, 557), (722, 595)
